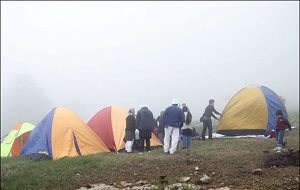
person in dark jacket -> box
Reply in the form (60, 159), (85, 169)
(201, 99), (222, 141)
(162, 99), (185, 155)
(156, 110), (165, 144)
(125, 108), (136, 153)
(135, 103), (154, 154)
(273, 110), (291, 152)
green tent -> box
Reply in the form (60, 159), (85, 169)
(1, 122), (35, 157)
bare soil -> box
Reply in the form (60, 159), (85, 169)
(76, 149), (299, 190)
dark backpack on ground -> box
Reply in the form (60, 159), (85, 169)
(185, 112), (192, 125)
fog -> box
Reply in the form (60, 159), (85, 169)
(1, 1), (299, 136)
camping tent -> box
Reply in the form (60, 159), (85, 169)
(87, 106), (163, 152)
(217, 86), (288, 136)
(1, 122), (35, 157)
(20, 107), (110, 160)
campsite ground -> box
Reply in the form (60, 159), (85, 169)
(79, 130), (299, 190)
(1, 112), (299, 190)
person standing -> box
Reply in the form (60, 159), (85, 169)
(156, 111), (165, 144)
(162, 99), (185, 155)
(201, 99), (222, 141)
(135, 103), (154, 154)
(273, 110), (291, 152)
(181, 104), (193, 149)
(125, 108), (136, 153)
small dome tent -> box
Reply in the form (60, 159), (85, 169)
(1, 122), (35, 157)
(87, 106), (163, 152)
(20, 107), (110, 160)
(217, 86), (288, 136)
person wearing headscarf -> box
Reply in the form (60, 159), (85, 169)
(125, 108), (136, 153)
(156, 110), (165, 144)
(135, 104), (154, 154)
(162, 99), (185, 155)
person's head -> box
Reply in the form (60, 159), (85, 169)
(182, 103), (186, 107)
(129, 108), (135, 115)
(141, 103), (148, 109)
(276, 110), (283, 117)
(160, 110), (164, 116)
(172, 99), (179, 106)
(182, 106), (188, 112)
(209, 99), (215, 105)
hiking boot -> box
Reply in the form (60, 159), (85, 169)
(273, 147), (280, 151)
(182, 147), (186, 149)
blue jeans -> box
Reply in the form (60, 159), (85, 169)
(276, 130), (285, 147)
(182, 135), (192, 148)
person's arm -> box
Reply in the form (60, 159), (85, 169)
(212, 106), (221, 115)
(180, 110), (185, 128)
(135, 112), (140, 129)
(211, 113), (218, 120)
(161, 109), (168, 127)
(284, 118), (292, 130)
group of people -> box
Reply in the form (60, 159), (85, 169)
(125, 99), (291, 154)
(124, 98), (222, 155)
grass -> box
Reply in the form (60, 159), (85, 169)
(1, 111), (299, 190)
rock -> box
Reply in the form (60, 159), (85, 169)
(200, 174), (210, 184)
(180, 177), (191, 182)
(131, 185), (157, 190)
(78, 183), (119, 190)
(135, 181), (147, 185)
(208, 187), (231, 190)
(195, 167), (199, 171)
(120, 181), (132, 187)
(164, 183), (183, 190)
(252, 168), (262, 175)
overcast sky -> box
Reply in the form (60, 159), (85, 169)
(1, 1), (299, 136)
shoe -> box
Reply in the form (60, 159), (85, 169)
(182, 147), (186, 149)
(273, 147), (280, 151)
(170, 152), (175, 155)
(148, 151), (151, 153)
(139, 152), (143, 154)
(283, 141), (287, 147)
(164, 152), (169, 154)
(277, 147), (282, 153)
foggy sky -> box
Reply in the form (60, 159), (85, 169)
(1, 1), (299, 136)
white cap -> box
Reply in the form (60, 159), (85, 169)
(141, 103), (148, 108)
(172, 99), (179, 105)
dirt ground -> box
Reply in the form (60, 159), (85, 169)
(78, 149), (299, 190)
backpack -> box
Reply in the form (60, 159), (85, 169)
(185, 111), (192, 125)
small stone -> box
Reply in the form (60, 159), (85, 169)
(195, 167), (199, 171)
(180, 177), (191, 182)
(252, 168), (262, 175)
(136, 181), (147, 185)
(200, 174), (210, 184)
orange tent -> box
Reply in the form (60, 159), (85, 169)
(20, 107), (110, 160)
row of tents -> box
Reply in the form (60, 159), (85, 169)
(1, 85), (288, 161)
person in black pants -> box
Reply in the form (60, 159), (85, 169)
(201, 99), (222, 141)
(135, 103), (154, 154)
